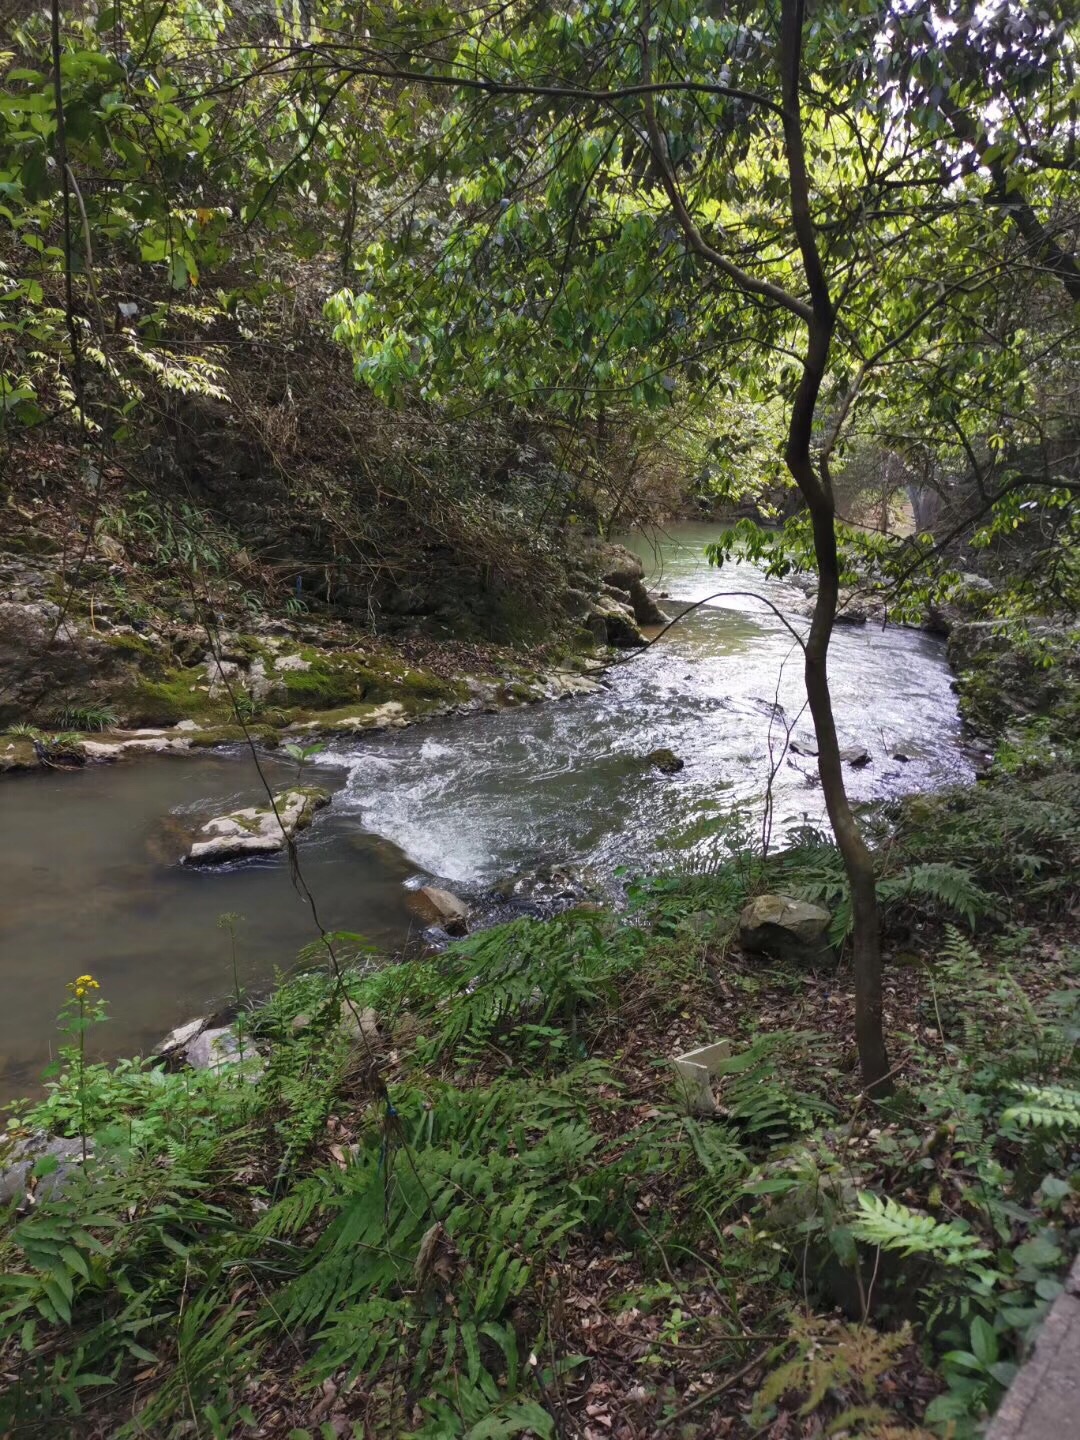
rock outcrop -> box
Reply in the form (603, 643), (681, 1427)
(183, 787), (330, 864)
(738, 894), (833, 965)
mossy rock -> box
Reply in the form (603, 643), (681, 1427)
(0, 736), (42, 772)
(119, 671), (232, 727)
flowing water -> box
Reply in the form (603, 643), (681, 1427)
(0, 523), (974, 1098)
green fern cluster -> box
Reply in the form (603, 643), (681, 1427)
(1001, 1081), (1080, 1131)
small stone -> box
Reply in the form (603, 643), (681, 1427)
(291, 1012), (312, 1035)
(339, 1006), (380, 1045)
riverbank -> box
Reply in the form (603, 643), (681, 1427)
(2, 729), (1077, 1436)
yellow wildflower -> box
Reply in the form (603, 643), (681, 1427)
(68, 974), (101, 1000)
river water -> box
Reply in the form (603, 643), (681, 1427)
(0, 523), (973, 1098)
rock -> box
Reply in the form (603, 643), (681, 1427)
(596, 542), (645, 591)
(834, 591), (870, 625)
(183, 787), (330, 864)
(291, 1012), (312, 1035)
(672, 1040), (733, 1116)
(154, 1017), (207, 1056)
(184, 1025), (262, 1076)
(409, 885), (470, 935)
(628, 577), (669, 627)
(339, 1006), (380, 1045)
(790, 730), (819, 757)
(738, 894), (834, 965)
(840, 746), (872, 768)
(646, 747), (684, 774)
(0, 1131), (92, 1207)
(588, 595), (646, 648)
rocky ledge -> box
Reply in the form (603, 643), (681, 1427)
(183, 787), (330, 865)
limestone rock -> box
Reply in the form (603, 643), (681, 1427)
(409, 885), (470, 935)
(628, 577), (669, 627)
(588, 595), (646, 648)
(183, 787), (330, 864)
(0, 1132), (92, 1207)
(739, 894), (833, 965)
(597, 542), (645, 591)
(154, 1017), (207, 1056)
(184, 1024), (262, 1076)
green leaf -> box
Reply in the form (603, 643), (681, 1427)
(969, 1317), (998, 1367)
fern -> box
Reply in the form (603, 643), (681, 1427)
(878, 863), (994, 930)
(753, 1315), (912, 1424)
(850, 1194), (993, 1270)
(1001, 1081), (1080, 1130)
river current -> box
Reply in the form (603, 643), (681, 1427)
(0, 523), (973, 1097)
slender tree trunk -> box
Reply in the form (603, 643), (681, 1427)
(779, 0), (891, 1094)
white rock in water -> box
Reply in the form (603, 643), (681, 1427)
(184, 788), (330, 864)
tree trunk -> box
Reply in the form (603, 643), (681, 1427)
(780, 0), (891, 1094)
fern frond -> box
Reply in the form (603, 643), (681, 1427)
(1002, 1081), (1080, 1130)
(850, 1193), (992, 1268)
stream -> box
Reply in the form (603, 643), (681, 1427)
(0, 523), (974, 1099)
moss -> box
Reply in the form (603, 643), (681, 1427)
(0, 736), (42, 773)
(186, 724), (280, 749)
(104, 632), (158, 658)
(120, 671), (232, 727)
(274, 647), (468, 712)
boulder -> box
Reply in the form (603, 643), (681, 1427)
(628, 577), (669, 627)
(184, 1025), (262, 1076)
(739, 894), (833, 965)
(596, 543), (645, 591)
(646, 747), (684, 774)
(154, 1017), (207, 1056)
(183, 787), (330, 864)
(834, 590), (870, 625)
(408, 884), (470, 935)
(0, 1132), (92, 1208)
(588, 595), (647, 648)
(840, 745), (872, 768)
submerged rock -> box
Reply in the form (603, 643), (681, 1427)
(738, 894), (833, 965)
(183, 787), (330, 864)
(646, 747), (684, 774)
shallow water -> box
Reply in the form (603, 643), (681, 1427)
(0, 523), (973, 1097)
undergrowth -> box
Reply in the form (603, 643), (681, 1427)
(1, 775), (1078, 1438)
